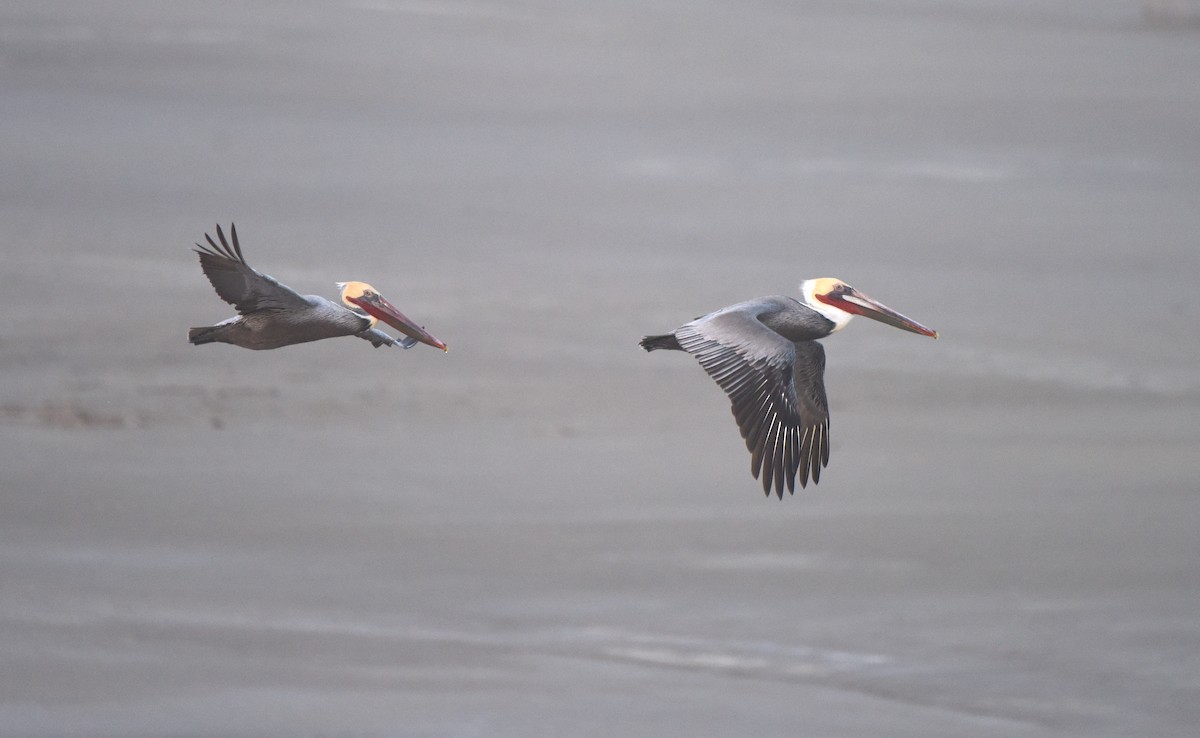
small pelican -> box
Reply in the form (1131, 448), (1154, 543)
(641, 278), (937, 497)
(188, 224), (447, 352)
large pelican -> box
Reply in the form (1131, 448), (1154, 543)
(188, 224), (447, 352)
(640, 278), (937, 498)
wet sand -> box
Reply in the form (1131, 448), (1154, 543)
(2, 1), (1200, 735)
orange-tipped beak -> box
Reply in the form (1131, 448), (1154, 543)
(348, 293), (448, 352)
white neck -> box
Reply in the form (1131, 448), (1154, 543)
(800, 279), (854, 333)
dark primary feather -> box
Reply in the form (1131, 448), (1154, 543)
(675, 308), (830, 498)
(193, 223), (308, 315)
(790, 341), (831, 487)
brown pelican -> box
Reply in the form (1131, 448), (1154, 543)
(640, 278), (937, 498)
(188, 224), (447, 352)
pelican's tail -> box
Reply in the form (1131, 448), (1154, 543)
(188, 326), (220, 345)
(639, 333), (682, 352)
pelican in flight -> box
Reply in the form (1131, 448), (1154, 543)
(188, 224), (447, 352)
(640, 278), (937, 498)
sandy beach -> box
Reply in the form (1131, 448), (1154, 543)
(2, 1), (1199, 735)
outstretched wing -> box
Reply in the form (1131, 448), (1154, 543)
(193, 224), (309, 315)
(675, 305), (830, 497)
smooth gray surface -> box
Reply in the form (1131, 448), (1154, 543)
(2, 1), (1199, 736)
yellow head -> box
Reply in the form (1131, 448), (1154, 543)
(337, 281), (378, 306)
(800, 278), (855, 332)
(803, 277), (848, 298)
(337, 281), (379, 326)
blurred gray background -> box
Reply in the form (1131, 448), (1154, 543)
(2, 1), (1199, 736)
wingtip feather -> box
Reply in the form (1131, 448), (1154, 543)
(229, 222), (245, 262)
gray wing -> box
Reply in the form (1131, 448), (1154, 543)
(791, 341), (831, 485)
(193, 224), (309, 315)
(356, 328), (419, 349)
(676, 308), (830, 497)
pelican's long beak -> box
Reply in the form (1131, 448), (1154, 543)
(839, 288), (939, 339)
(348, 293), (448, 352)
